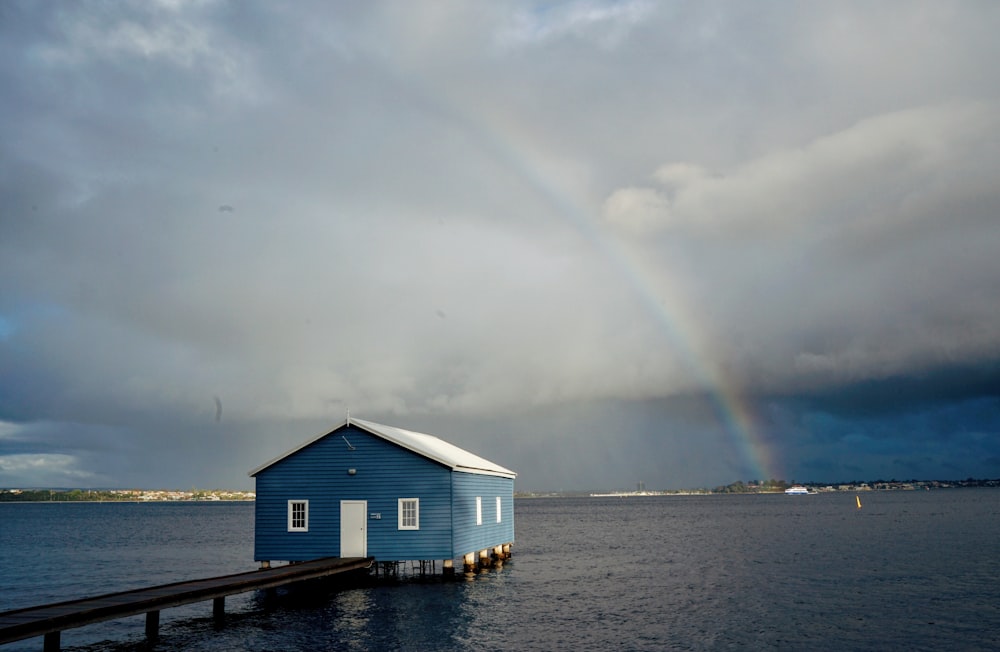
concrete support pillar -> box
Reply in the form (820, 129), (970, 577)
(502, 543), (512, 559)
(443, 559), (455, 578)
(463, 552), (476, 573)
(492, 546), (504, 567)
(43, 631), (60, 652)
(145, 610), (160, 640)
(478, 549), (490, 571)
(260, 560), (271, 570)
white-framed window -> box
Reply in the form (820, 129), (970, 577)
(476, 496), (482, 525)
(287, 500), (309, 532)
(398, 498), (419, 530)
(496, 496), (502, 523)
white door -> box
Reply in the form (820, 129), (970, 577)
(340, 500), (367, 557)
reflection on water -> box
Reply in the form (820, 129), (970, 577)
(329, 589), (372, 647)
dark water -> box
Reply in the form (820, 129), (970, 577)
(2, 490), (999, 651)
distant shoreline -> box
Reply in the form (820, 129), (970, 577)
(0, 488), (255, 503)
(6, 477), (998, 503)
(516, 480), (1000, 498)
(0, 498), (255, 504)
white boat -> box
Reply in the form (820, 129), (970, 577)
(784, 486), (810, 495)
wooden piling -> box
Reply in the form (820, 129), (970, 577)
(145, 610), (160, 639)
(463, 552), (476, 573)
(478, 549), (490, 571)
(442, 559), (455, 578)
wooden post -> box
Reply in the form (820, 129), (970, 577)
(260, 560), (271, 569)
(503, 543), (512, 559)
(442, 559), (455, 578)
(43, 631), (60, 652)
(463, 552), (476, 573)
(145, 610), (160, 639)
(478, 549), (490, 571)
(213, 596), (225, 623)
(492, 545), (504, 567)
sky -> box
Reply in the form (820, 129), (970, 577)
(2, 1), (1000, 492)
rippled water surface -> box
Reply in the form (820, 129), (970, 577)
(2, 490), (999, 651)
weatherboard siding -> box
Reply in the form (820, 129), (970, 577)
(254, 425), (454, 561)
(451, 471), (515, 556)
(254, 422), (515, 564)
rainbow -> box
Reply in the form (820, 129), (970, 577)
(573, 203), (781, 484)
(428, 89), (783, 482)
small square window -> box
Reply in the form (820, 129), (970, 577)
(288, 500), (308, 532)
(398, 498), (419, 530)
(476, 496), (482, 525)
(496, 496), (502, 523)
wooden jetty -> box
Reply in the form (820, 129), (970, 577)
(0, 556), (373, 651)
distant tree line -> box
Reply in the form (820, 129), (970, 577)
(0, 489), (133, 502)
(0, 488), (254, 502)
(712, 478), (1000, 493)
(714, 479), (791, 493)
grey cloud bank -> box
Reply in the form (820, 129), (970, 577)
(2, 1), (999, 491)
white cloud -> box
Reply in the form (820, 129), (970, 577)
(501, 0), (653, 49)
(603, 186), (670, 234)
(0, 420), (21, 440)
(603, 102), (1000, 238)
(25, 0), (258, 104)
(0, 453), (97, 484)
(34, 4), (207, 66)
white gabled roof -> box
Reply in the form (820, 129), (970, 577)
(248, 418), (516, 479)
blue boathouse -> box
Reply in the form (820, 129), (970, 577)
(249, 418), (516, 573)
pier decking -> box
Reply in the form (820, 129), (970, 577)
(0, 556), (373, 651)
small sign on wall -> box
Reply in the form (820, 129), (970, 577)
(369, 513), (381, 520)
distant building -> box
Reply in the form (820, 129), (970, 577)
(249, 418), (516, 570)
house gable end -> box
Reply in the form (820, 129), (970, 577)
(253, 425), (456, 561)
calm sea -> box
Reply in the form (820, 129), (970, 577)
(2, 490), (999, 651)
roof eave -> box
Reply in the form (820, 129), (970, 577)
(453, 466), (517, 479)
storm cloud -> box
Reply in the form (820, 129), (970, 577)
(2, 1), (999, 490)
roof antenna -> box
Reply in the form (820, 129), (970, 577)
(343, 410), (355, 449)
